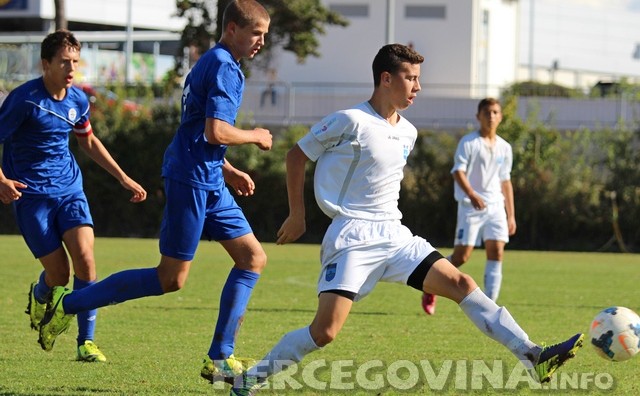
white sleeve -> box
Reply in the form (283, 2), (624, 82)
(499, 143), (513, 181)
(451, 138), (469, 174)
(297, 110), (351, 162)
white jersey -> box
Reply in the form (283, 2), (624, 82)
(451, 130), (512, 204)
(297, 101), (417, 221)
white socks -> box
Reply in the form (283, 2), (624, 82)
(247, 326), (321, 378)
(484, 260), (502, 301)
(460, 288), (540, 367)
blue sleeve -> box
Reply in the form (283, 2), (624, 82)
(0, 89), (27, 143)
(206, 61), (243, 125)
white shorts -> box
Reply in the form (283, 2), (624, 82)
(454, 201), (509, 247)
(318, 217), (437, 302)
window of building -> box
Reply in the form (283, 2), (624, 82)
(329, 4), (369, 18)
(405, 5), (446, 19)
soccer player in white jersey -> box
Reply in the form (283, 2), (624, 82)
(0, 30), (147, 362)
(422, 98), (515, 315)
(229, 44), (583, 395)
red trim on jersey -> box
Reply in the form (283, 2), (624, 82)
(73, 120), (93, 137)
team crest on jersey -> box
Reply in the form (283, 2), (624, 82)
(403, 145), (410, 159)
(68, 108), (77, 122)
(325, 263), (337, 282)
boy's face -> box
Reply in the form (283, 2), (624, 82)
(477, 103), (503, 131)
(230, 18), (269, 60)
(42, 45), (80, 91)
(386, 62), (421, 111)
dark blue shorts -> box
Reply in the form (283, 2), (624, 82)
(14, 191), (93, 258)
(159, 178), (253, 261)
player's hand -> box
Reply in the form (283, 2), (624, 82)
(226, 169), (255, 197)
(276, 215), (306, 245)
(120, 176), (147, 203)
(0, 178), (27, 204)
(468, 192), (485, 210)
(253, 128), (272, 151)
(508, 216), (517, 236)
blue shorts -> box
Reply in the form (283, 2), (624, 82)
(13, 191), (93, 258)
(159, 178), (253, 261)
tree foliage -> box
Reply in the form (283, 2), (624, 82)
(174, 0), (348, 75)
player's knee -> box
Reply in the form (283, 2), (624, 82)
(252, 249), (267, 270)
(456, 272), (478, 294)
(157, 271), (187, 293)
(312, 328), (338, 347)
(309, 323), (340, 347)
(452, 252), (470, 266)
(162, 277), (186, 293)
(241, 248), (267, 272)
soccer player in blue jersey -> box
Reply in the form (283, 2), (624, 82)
(0, 30), (147, 362)
(35, 0), (272, 384)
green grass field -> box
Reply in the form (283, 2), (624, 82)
(0, 235), (638, 395)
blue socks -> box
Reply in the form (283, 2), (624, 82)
(63, 268), (164, 314)
(34, 271), (50, 303)
(74, 276), (97, 346)
(209, 268), (260, 359)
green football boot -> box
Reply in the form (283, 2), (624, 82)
(38, 286), (74, 352)
(77, 340), (107, 362)
(25, 281), (46, 330)
(201, 355), (256, 384)
(529, 333), (584, 383)
(229, 372), (266, 396)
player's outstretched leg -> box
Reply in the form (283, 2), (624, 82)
(529, 333), (584, 383)
(201, 355), (256, 384)
(38, 286), (75, 351)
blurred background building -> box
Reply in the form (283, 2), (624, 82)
(1, 0), (639, 129)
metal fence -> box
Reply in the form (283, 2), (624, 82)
(2, 39), (639, 132)
(241, 81), (640, 131)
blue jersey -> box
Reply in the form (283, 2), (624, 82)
(0, 77), (92, 197)
(162, 43), (244, 190)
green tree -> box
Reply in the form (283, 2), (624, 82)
(174, 0), (348, 75)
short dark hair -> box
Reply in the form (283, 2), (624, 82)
(372, 44), (424, 86)
(477, 97), (501, 113)
(222, 0), (270, 29)
(41, 29), (81, 61)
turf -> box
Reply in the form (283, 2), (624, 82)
(0, 235), (638, 395)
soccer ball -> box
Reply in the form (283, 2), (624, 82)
(589, 306), (640, 362)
